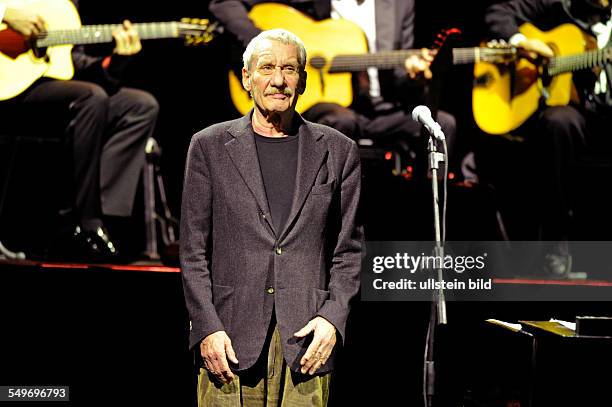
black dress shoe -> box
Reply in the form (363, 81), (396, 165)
(47, 225), (120, 263)
(77, 225), (120, 262)
(83, 226), (117, 255)
(542, 253), (587, 279)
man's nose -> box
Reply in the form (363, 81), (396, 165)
(271, 67), (285, 87)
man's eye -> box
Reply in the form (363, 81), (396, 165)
(259, 66), (274, 73)
(283, 66), (297, 73)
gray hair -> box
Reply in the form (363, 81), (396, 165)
(242, 29), (307, 73)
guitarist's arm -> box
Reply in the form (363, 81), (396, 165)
(485, 0), (554, 59)
(209, 0), (262, 48)
(72, 20), (142, 93)
(0, 4), (45, 38)
(387, 0), (432, 108)
(485, 0), (550, 40)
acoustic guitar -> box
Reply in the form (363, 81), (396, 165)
(228, 3), (517, 115)
(473, 23), (610, 135)
(0, 0), (217, 100)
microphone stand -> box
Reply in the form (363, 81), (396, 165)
(424, 134), (447, 407)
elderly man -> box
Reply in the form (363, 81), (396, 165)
(180, 29), (363, 405)
(209, 0), (459, 177)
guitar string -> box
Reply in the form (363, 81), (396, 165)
(548, 48), (608, 75)
(326, 48), (511, 70)
(36, 23), (178, 46)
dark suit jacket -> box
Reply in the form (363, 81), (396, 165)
(180, 112), (363, 373)
(208, 0), (421, 107)
(486, 0), (612, 108)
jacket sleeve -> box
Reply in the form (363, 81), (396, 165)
(485, 0), (550, 40)
(316, 141), (364, 344)
(71, 47), (131, 93)
(70, 0), (130, 93)
(180, 133), (225, 350)
(209, 0), (262, 48)
(392, 0), (416, 89)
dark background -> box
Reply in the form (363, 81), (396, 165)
(76, 0), (496, 227)
(3, 1), (612, 406)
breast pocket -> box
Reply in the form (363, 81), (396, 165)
(311, 179), (336, 195)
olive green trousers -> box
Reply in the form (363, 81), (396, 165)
(198, 325), (331, 407)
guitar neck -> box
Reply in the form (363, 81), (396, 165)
(327, 50), (418, 72)
(323, 47), (513, 73)
(548, 47), (612, 76)
(452, 47), (514, 64)
(35, 22), (180, 48)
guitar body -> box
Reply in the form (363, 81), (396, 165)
(228, 3), (367, 115)
(0, 0), (80, 100)
(473, 23), (586, 135)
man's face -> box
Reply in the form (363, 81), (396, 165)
(242, 39), (306, 116)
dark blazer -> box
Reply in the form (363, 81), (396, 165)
(180, 112), (363, 373)
(208, 0), (419, 106)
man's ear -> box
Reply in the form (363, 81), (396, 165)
(242, 67), (251, 92)
(297, 70), (307, 95)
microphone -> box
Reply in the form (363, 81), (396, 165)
(411, 105), (445, 141)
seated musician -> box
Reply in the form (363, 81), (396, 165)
(209, 0), (459, 177)
(0, 0), (159, 261)
(484, 0), (612, 277)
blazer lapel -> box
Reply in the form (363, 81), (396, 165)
(225, 113), (276, 236)
(278, 119), (327, 242)
(375, 0), (395, 52)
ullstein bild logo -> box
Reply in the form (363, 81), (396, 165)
(371, 253), (487, 274)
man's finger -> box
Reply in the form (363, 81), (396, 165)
(35, 16), (45, 34)
(225, 341), (239, 364)
(300, 340), (322, 372)
(293, 320), (315, 338)
(208, 354), (227, 383)
(221, 368), (235, 383)
(308, 358), (324, 375)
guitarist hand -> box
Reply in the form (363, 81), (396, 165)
(404, 48), (434, 80)
(3, 6), (46, 38)
(112, 20), (142, 56)
(517, 38), (554, 61)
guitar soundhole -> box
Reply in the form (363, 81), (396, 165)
(32, 45), (48, 60)
(474, 73), (493, 87)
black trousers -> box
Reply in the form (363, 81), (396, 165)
(1, 79), (159, 222)
(478, 105), (609, 241)
(302, 102), (458, 174)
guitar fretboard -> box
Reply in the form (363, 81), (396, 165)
(452, 47), (515, 64)
(36, 22), (180, 48)
(324, 50), (419, 73)
(548, 47), (612, 76)
(313, 48), (516, 73)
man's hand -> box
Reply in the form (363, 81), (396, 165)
(404, 48), (435, 80)
(294, 316), (336, 375)
(112, 20), (142, 56)
(517, 38), (554, 61)
(200, 331), (239, 384)
(3, 7), (45, 38)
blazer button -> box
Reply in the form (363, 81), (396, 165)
(266, 287), (275, 294)
(275, 247), (282, 255)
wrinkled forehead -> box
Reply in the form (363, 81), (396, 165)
(252, 39), (300, 65)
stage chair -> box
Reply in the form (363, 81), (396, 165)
(141, 137), (179, 263)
